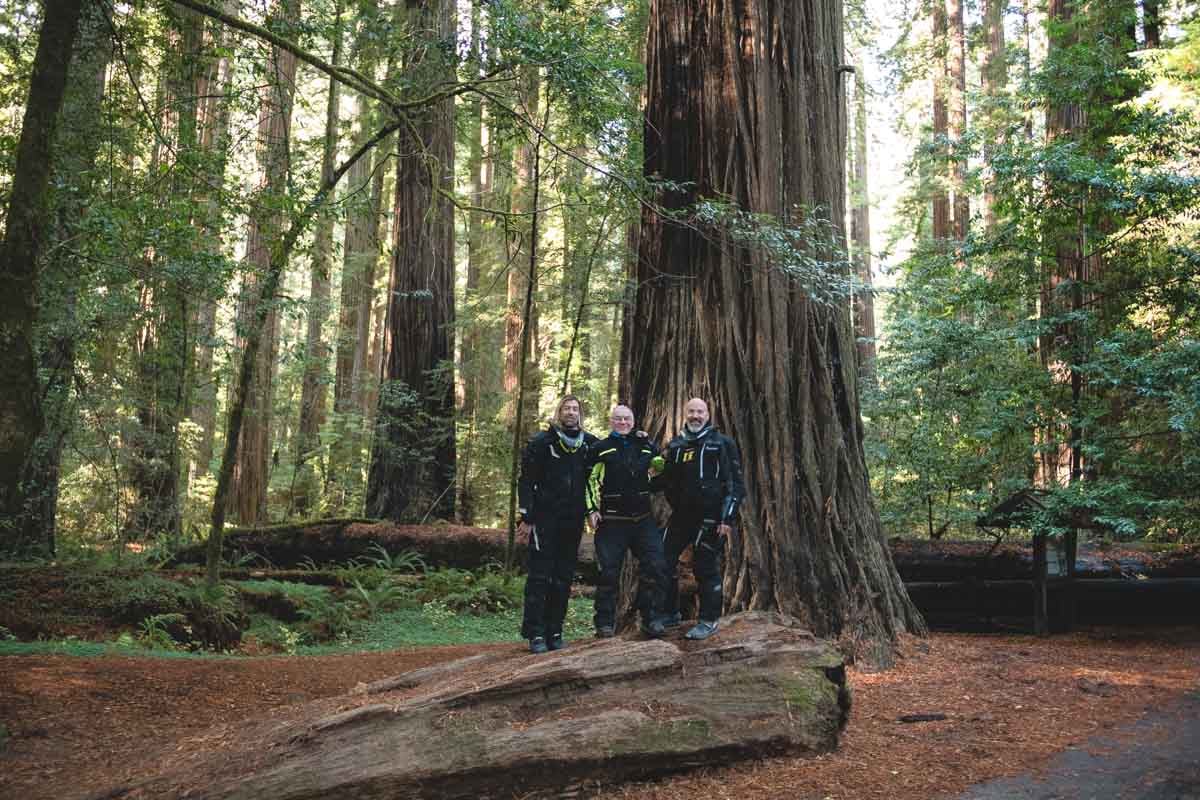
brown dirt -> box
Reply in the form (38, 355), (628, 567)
(2, 629), (1198, 800)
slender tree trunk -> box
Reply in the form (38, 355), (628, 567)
(192, 4), (238, 483)
(503, 65), (542, 425)
(628, 0), (924, 663)
(948, 0), (969, 241)
(458, 0), (487, 524)
(230, 0), (300, 525)
(850, 63), (875, 384)
(294, 4), (343, 516)
(327, 0), (383, 512)
(982, 0), (1008, 228)
(931, 0), (951, 242)
(365, 0), (457, 522)
(1142, 0), (1161, 47)
(0, 0), (85, 555)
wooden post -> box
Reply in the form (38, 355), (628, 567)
(1062, 528), (1078, 631)
(1033, 533), (1049, 636)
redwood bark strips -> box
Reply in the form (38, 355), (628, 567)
(628, 0), (924, 660)
(365, 0), (456, 522)
(0, 0), (85, 555)
(230, 0), (300, 525)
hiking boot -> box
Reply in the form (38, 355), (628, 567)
(685, 620), (719, 640)
(662, 612), (683, 629)
(595, 626), (615, 638)
(548, 633), (566, 651)
(529, 636), (549, 654)
(640, 618), (666, 638)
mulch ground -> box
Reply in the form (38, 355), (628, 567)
(2, 629), (1198, 800)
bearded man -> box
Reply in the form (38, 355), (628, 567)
(656, 398), (745, 640)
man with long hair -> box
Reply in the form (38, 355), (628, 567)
(517, 396), (596, 653)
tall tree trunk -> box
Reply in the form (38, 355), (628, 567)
(328, 0), (388, 514)
(503, 65), (541, 425)
(982, 0), (1008, 228)
(294, 4), (343, 516)
(628, 0), (924, 663)
(230, 0), (300, 525)
(27, 3), (110, 555)
(365, 0), (457, 522)
(458, 0), (487, 524)
(1038, 0), (1082, 488)
(1142, 0), (1161, 47)
(850, 62), (875, 384)
(948, 0), (969, 241)
(931, 0), (951, 242)
(0, 0), (84, 556)
(192, 3), (238, 484)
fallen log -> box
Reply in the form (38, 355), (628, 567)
(891, 539), (1200, 581)
(96, 612), (847, 800)
(170, 518), (600, 581)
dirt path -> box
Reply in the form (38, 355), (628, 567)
(1, 629), (1198, 800)
(957, 688), (1200, 799)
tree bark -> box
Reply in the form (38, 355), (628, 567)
(126, 6), (210, 541)
(192, 2), (239, 482)
(1142, 0), (1161, 47)
(22, 3), (110, 555)
(328, 24), (387, 511)
(0, 0), (85, 556)
(229, 0), (300, 525)
(849, 62), (875, 383)
(981, 0), (1007, 228)
(948, 0), (969, 241)
(293, 4), (343, 516)
(365, 0), (457, 522)
(931, 0), (951, 242)
(628, 0), (924, 663)
(503, 65), (542, 426)
(99, 613), (848, 800)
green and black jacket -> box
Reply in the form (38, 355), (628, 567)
(585, 433), (660, 522)
(517, 426), (598, 526)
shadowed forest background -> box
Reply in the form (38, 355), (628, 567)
(1, 0), (1197, 565)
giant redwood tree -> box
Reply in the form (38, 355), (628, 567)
(625, 0), (924, 661)
(366, 0), (456, 521)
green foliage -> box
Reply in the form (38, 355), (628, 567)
(415, 566), (524, 615)
(869, 0), (1200, 543)
(137, 613), (189, 650)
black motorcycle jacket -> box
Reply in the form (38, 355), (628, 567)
(658, 424), (745, 523)
(585, 433), (660, 522)
(517, 426), (598, 526)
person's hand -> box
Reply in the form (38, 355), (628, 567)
(517, 520), (534, 541)
(588, 511), (602, 530)
(717, 522), (732, 538)
(635, 430), (648, 438)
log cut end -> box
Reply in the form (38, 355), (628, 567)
(107, 611), (848, 800)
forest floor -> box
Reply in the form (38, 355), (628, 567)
(2, 627), (1199, 800)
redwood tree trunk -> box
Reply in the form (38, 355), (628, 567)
(948, 0), (969, 240)
(931, 0), (950, 242)
(981, 0), (1007, 228)
(849, 62), (875, 383)
(366, 0), (456, 522)
(0, 0), (85, 555)
(294, 5), (342, 515)
(628, 0), (924, 662)
(503, 64), (541, 427)
(230, 0), (300, 525)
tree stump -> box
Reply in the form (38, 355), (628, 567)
(102, 612), (848, 799)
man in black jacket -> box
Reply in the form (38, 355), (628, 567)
(656, 398), (745, 640)
(585, 405), (669, 638)
(517, 396), (597, 654)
